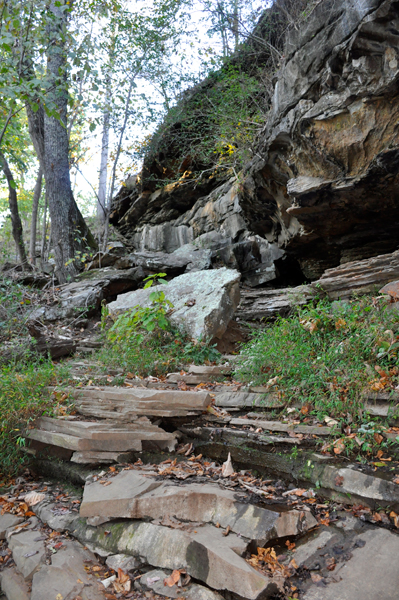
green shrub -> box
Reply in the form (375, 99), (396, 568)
(236, 296), (399, 421)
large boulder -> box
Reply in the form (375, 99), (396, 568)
(107, 267), (240, 340)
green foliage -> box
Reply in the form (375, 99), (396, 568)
(100, 272), (220, 375)
(181, 337), (221, 364)
(237, 296), (399, 421)
(0, 358), (55, 477)
(142, 61), (267, 186)
(107, 273), (173, 344)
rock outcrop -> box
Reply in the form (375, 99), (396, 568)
(110, 0), (399, 285)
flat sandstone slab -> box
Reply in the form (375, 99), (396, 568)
(80, 470), (316, 544)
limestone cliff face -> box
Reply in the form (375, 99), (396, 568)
(110, 0), (399, 284)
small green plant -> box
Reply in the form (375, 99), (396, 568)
(99, 273), (221, 376)
(182, 337), (221, 365)
(107, 273), (173, 346)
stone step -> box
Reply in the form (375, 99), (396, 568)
(75, 519), (275, 600)
(70, 450), (137, 464)
(26, 428), (142, 451)
(0, 568), (30, 600)
(36, 415), (158, 436)
(167, 373), (227, 384)
(80, 469), (316, 545)
(62, 386), (211, 419)
(8, 529), (46, 581)
(26, 417), (177, 452)
(229, 417), (334, 436)
(213, 391), (283, 409)
(30, 539), (107, 600)
(303, 528), (399, 600)
(188, 364), (232, 375)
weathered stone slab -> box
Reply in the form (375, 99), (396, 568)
(108, 268), (241, 340)
(140, 569), (224, 599)
(214, 392), (283, 409)
(236, 285), (314, 321)
(33, 500), (79, 533)
(71, 451), (136, 464)
(230, 418), (334, 436)
(25, 428), (144, 452)
(106, 553), (141, 572)
(29, 266), (145, 322)
(68, 386), (211, 419)
(0, 567), (30, 600)
(0, 513), (23, 540)
(188, 365), (232, 375)
(303, 528), (399, 600)
(31, 539), (107, 600)
(167, 373), (222, 384)
(76, 520), (274, 600)
(292, 530), (335, 567)
(80, 470), (316, 545)
(8, 530), (46, 580)
(26, 416), (177, 452)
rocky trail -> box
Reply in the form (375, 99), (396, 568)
(1, 360), (399, 600)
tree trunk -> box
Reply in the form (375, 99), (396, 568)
(102, 73), (138, 252)
(0, 150), (29, 268)
(29, 166), (43, 265)
(25, 6), (96, 283)
(97, 100), (110, 225)
(40, 187), (48, 264)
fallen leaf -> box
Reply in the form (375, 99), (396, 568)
(333, 439), (345, 455)
(24, 491), (46, 506)
(164, 569), (182, 587)
(222, 452), (234, 477)
(374, 433), (384, 444)
(286, 540), (295, 551)
(222, 525), (231, 537)
(390, 511), (399, 528)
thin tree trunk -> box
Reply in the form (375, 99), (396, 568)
(102, 72), (138, 251)
(97, 97), (110, 224)
(43, 0), (96, 283)
(40, 187), (48, 264)
(233, 0), (239, 50)
(98, 34), (116, 231)
(0, 150), (29, 268)
(29, 166), (43, 265)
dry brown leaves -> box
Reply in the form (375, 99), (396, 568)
(113, 569), (131, 594)
(247, 547), (290, 579)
